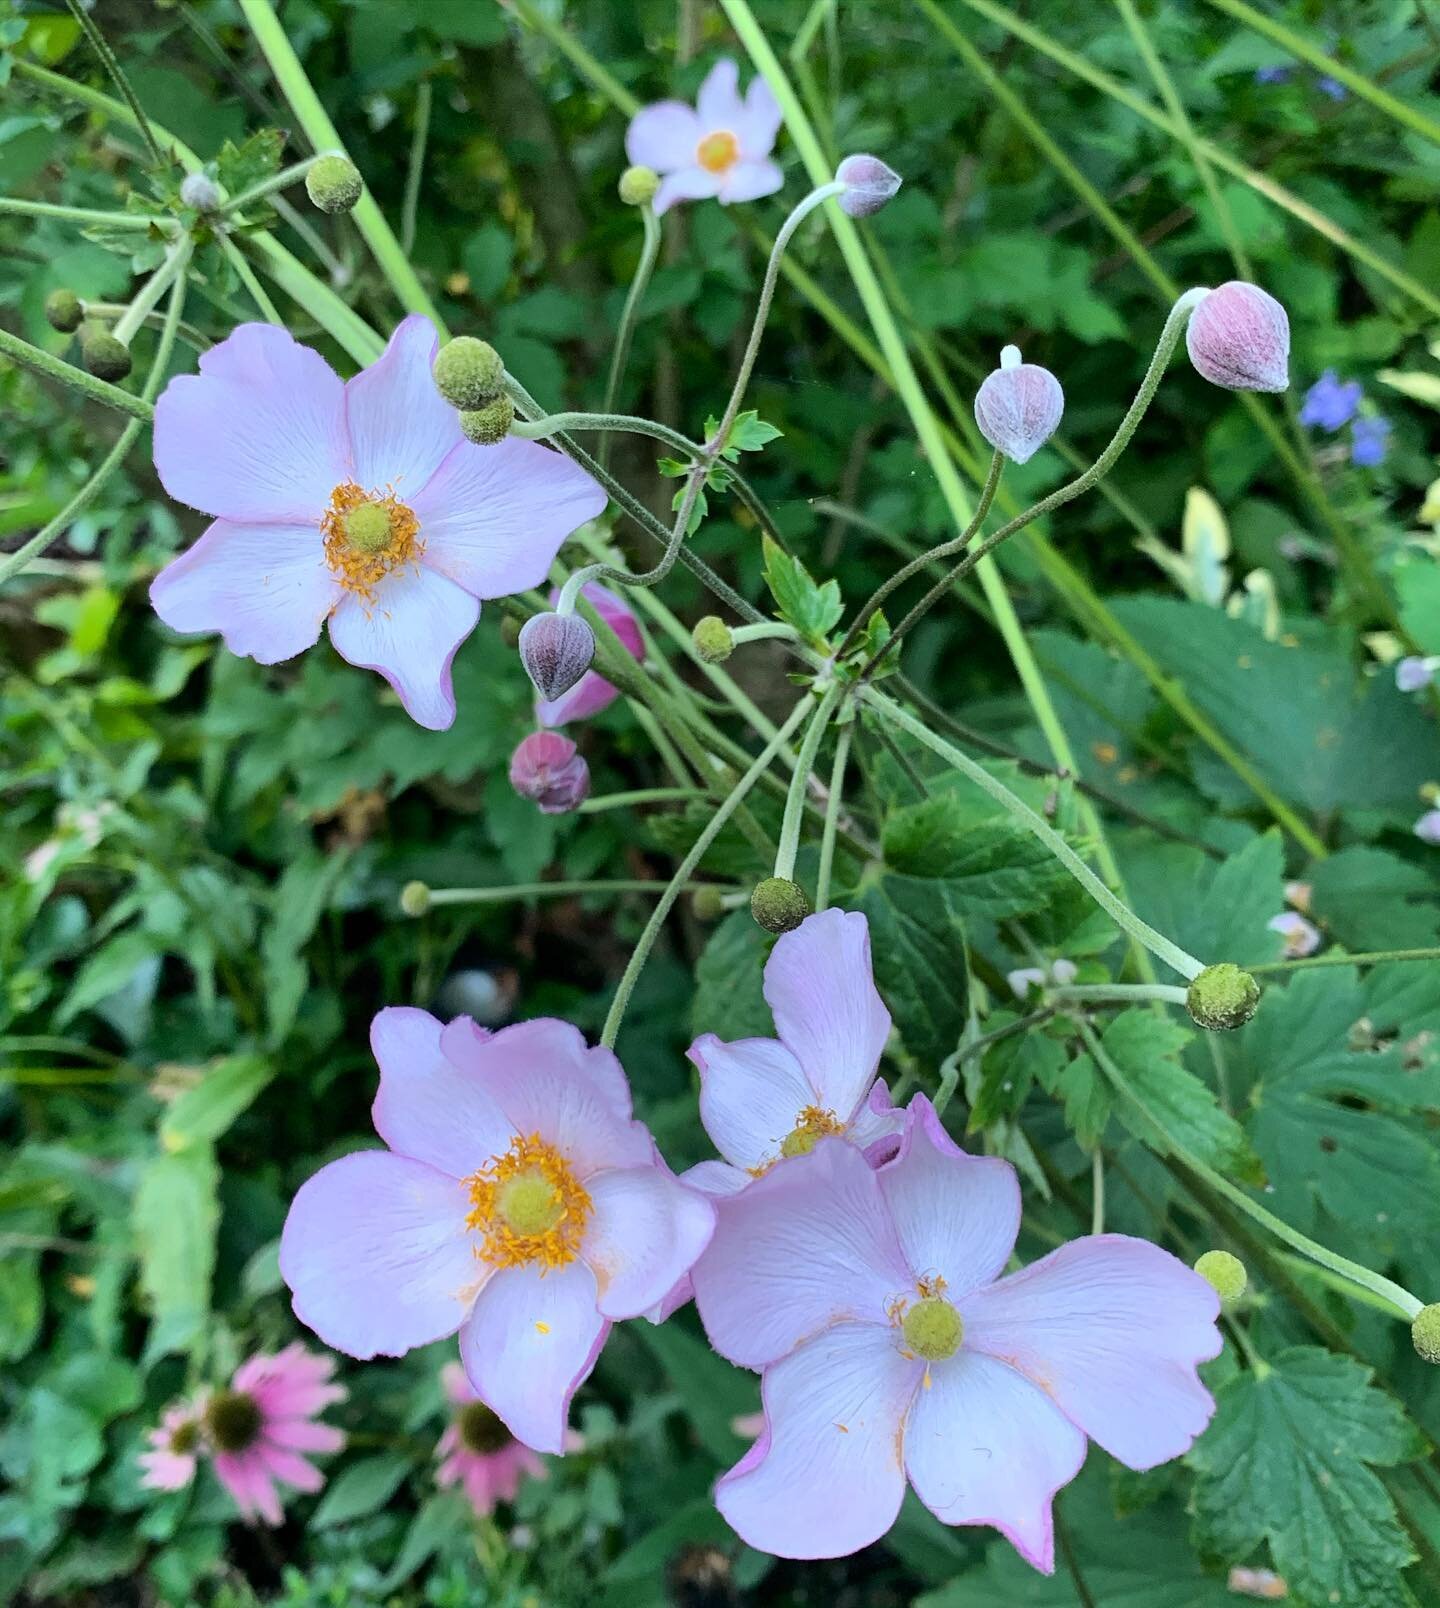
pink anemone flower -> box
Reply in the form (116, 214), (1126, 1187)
(138, 1396), (206, 1492)
(279, 1009), (715, 1453)
(207, 1344), (347, 1526)
(625, 58), (783, 216)
(691, 1096), (1221, 1568)
(536, 581), (644, 727)
(435, 1362), (546, 1515)
(149, 316), (605, 730)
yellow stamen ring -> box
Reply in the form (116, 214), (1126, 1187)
(696, 130), (740, 174)
(464, 1133), (590, 1271)
(779, 1104), (846, 1159)
(321, 480), (422, 604)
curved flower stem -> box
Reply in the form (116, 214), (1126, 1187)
(221, 153), (330, 217)
(1048, 983), (1189, 1006)
(601, 697), (815, 1049)
(0, 197), (167, 228)
(599, 203), (661, 472)
(733, 621), (800, 646)
(576, 788), (706, 814)
(220, 235), (283, 323)
(774, 683), (841, 882)
(400, 80), (432, 257)
(0, 327), (154, 422)
(815, 718), (854, 913)
(1248, 946), (1440, 975)
(865, 688), (1204, 980)
(424, 879), (729, 906)
(63, 0), (164, 168)
(1077, 1017), (1424, 1321)
(112, 237), (191, 344)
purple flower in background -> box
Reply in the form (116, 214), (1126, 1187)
(1396, 657), (1437, 693)
(1268, 911), (1321, 958)
(1350, 416), (1392, 467)
(1415, 810), (1440, 846)
(1298, 370), (1362, 432)
(1254, 65), (1293, 85)
(1316, 75), (1348, 101)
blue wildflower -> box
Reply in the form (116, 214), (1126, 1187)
(1350, 415), (1391, 467)
(1255, 65), (1293, 84)
(1299, 370), (1362, 431)
(1316, 75), (1348, 101)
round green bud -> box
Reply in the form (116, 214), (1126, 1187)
(692, 616), (734, 664)
(79, 326), (132, 382)
(1186, 962), (1261, 1032)
(690, 884), (726, 922)
(1412, 1304), (1440, 1365)
(305, 153), (364, 214)
(399, 880), (431, 917)
(751, 876), (811, 935)
(618, 164), (660, 206)
(459, 394), (514, 446)
(902, 1297), (963, 1362)
(45, 288), (84, 334)
(1194, 1250), (1247, 1306)
(433, 336), (505, 410)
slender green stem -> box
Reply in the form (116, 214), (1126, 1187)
(866, 689), (1205, 980)
(600, 204), (661, 472)
(774, 684), (840, 882)
(512, 410), (688, 445)
(221, 235), (283, 323)
(1249, 946), (1440, 975)
(733, 621), (799, 646)
(1078, 1018), (1423, 1320)
(1091, 1146), (1105, 1235)
(601, 697), (814, 1049)
(0, 197), (167, 228)
(425, 880), (729, 907)
(86, 302), (211, 351)
(222, 153), (328, 216)
(814, 720), (853, 913)
(507, 0), (640, 116)
(400, 80), (432, 257)
(64, 0), (164, 167)
(577, 788), (705, 813)
(630, 703), (695, 790)
(1048, 983), (1189, 1006)
(237, 0), (444, 327)
(0, 327), (153, 422)
(112, 237), (190, 343)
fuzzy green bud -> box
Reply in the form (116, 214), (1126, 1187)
(751, 877), (811, 935)
(902, 1297), (963, 1362)
(691, 884), (726, 922)
(692, 616), (734, 664)
(45, 288), (84, 334)
(1194, 1250), (1247, 1306)
(399, 880), (431, 917)
(1186, 963), (1260, 1032)
(433, 336), (505, 410)
(79, 326), (132, 382)
(305, 154), (363, 214)
(1412, 1304), (1440, 1365)
(618, 165), (660, 206)
(459, 394), (514, 445)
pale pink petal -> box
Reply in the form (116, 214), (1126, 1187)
(764, 909), (891, 1119)
(153, 323), (351, 523)
(691, 1138), (910, 1369)
(717, 1322), (919, 1559)
(849, 1080), (905, 1164)
(462, 1459), (497, 1515)
(409, 437), (605, 599)
(441, 1014), (633, 1122)
(459, 1260), (607, 1454)
(259, 1444), (324, 1493)
(345, 314), (463, 498)
(653, 167), (723, 216)
(719, 160), (783, 205)
(736, 73), (782, 157)
(625, 100), (703, 172)
(961, 1235), (1221, 1470)
(643, 1160), (751, 1323)
(580, 1166), (714, 1319)
(327, 565), (479, 731)
(697, 59), (747, 131)
(905, 1350), (1086, 1572)
(138, 1449), (195, 1490)
(879, 1095), (1021, 1297)
(215, 1450), (284, 1526)
(150, 519), (339, 664)
(264, 1419), (345, 1453)
(691, 1034), (812, 1172)
(442, 1360), (476, 1407)
(370, 1007), (513, 1180)
(280, 1151), (484, 1359)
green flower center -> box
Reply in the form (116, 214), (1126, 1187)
(902, 1297), (963, 1362)
(169, 1419), (199, 1456)
(205, 1389), (263, 1453)
(497, 1170), (565, 1238)
(343, 499), (394, 553)
(458, 1400), (512, 1455)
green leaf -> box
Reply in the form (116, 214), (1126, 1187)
(691, 910), (773, 1042)
(969, 1021), (1068, 1131)
(856, 872), (969, 1067)
(132, 1147), (219, 1358)
(379, 1489), (471, 1591)
(159, 1055), (273, 1151)
(213, 128), (283, 201)
(311, 1453), (412, 1529)
(1307, 845), (1440, 952)
(761, 534), (843, 648)
(883, 798), (1073, 920)
(261, 845), (356, 1044)
(1122, 832), (1284, 968)
(1189, 1347), (1424, 1608)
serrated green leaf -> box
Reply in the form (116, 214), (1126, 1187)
(856, 872), (968, 1066)
(969, 1020), (1068, 1131)
(691, 909), (773, 1042)
(883, 798), (1073, 920)
(761, 535), (843, 648)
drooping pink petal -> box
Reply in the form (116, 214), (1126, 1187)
(764, 909), (891, 1120)
(716, 1321), (920, 1559)
(625, 100), (704, 172)
(697, 59), (747, 131)
(150, 519), (339, 664)
(691, 1034), (811, 1173)
(459, 1260), (607, 1454)
(441, 1359), (475, 1407)
(280, 1151), (484, 1359)
(737, 74), (782, 157)
(345, 314), (463, 498)
(327, 565), (479, 731)
(263, 1418), (345, 1454)
(960, 1234), (1221, 1470)
(258, 1444), (324, 1493)
(653, 167), (724, 216)
(849, 1080), (905, 1164)
(692, 1138), (910, 1369)
(580, 1166), (714, 1320)
(153, 323), (351, 523)
(904, 1350), (1086, 1573)
(879, 1095), (1021, 1298)
(215, 1450), (284, 1526)
(370, 1007), (512, 1179)
(719, 160), (783, 205)
(408, 437), (606, 599)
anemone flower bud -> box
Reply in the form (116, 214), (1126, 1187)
(1186, 962), (1261, 1031)
(509, 731), (590, 814)
(1194, 1250), (1247, 1306)
(692, 616), (734, 663)
(750, 876), (811, 934)
(618, 165), (660, 207)
(179, 172), (223, 213)
(1413, 1304), (1440, 1365)
(459, 394), (514, 446)
(1185, 281), (1290, 393)
(399, 881), (431, 917)
(974, 346), (1063, 465)
(44, 288), (84, 333)
(305, 154), (363, 214)
(835, 154), (902, 218)
(79, 325), (132, 382)
(518, 611), (596, 702)
(433, 336), (504, 410)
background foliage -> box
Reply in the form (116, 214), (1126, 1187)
(3, 0), (1440, 1603)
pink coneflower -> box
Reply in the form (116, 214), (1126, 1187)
(434, 1362), (546, 1516)
(139, 1396), (206, 1491)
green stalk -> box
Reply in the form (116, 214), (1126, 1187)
(0, 327), (154, 422)
(400, 80), (432, 258)
(221, 235), (283, 323)
(507, 0), (640, 115)
(237, 0), (444, 327)
(577, 788), (705, 813)
(112, 236), (190, 343)
(0, 197), (167, 228)
(773, 684), (840, 882)
(1249, 946), (1440, 975)
(815, 719), (853, 912)
(222, 153), (328, 217)
(425, 880), (726, 906)
(63, 0), (164, 167)
(1049, 983), (1189, 1006)
(599, 203), (661, 471)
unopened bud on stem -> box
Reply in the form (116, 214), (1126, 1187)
(460, 395), (514, 445)
(1185, 281), (1290, 393)
(835, 154), (902, 218)
(433, 336), (504, 410)
(1194, 1250), (1247, 1305)
(974, 345), (1063, 464)
(692, 616), (734, 663)
(399, 881), (431, 917)
(305, 154), (363, 214)
(1186, 963), (1261, 1031)
(518, 611), (596, 702)
(45, 288), (84, 333)
(79, 325), (132, 382)
(509, 731), (590, 814)
(180, 172), (223, 213)
(1412, 1304), (1440, 1365)
(618, 165), (660, 207)
(751, 876), (811, 934)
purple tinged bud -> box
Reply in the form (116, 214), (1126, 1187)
(518, 611), (595, 702)
(974, 345), (1064, 465)
(835, 154), (902, 218)
(1396, 657), (1434, 693)
(1185, 281), (1290, 393)
(509, 732), (590, 814)
(1415, 809), (1440, 846)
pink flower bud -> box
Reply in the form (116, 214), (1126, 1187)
(518, 611), (595, 702)
(835, 154), (902, 218)
(509, 732), (590, 814)
(1185, 281), (1290, 392)
(974, 346), (1064, 464)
